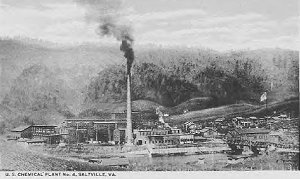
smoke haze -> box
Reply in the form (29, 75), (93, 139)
(75, 0), (134, 73)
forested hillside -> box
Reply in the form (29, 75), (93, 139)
(0, 38), (122, 103)
(1, 64), (75, 127)
(84, 47), (298, 109)
(0, 38), (298, 126)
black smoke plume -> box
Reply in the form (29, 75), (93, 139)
(75, 0), (134, 73)
(120, 40), (134, 74)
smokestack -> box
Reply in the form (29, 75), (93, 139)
(126, 64), (133, 144)
(77, 0), (134, 145)
(120, 40), (134, 145)
(99, 11), (135, 146)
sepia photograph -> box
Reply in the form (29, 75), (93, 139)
(0, 0), (299, 174)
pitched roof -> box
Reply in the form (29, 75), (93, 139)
(11, 125), (31, 132)
(11, 125), (57, 132)
(32, 125), (57, 127)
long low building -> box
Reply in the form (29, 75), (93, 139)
(11, 125), (57, 139)
(10, 125), (58, 144)
(226, 128), (280, 144)
(133, 128), (195, 146)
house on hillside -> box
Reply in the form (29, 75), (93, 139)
(278, 114), (289, 120)
(240, 121), (251, 128)
(215, 117), (225, 124)
(198, 127), (218, 138)
(215, 118), (227, 129)
(232, 117), (244, 126)
(269, 131), (282, 144)
(184, 121), (202, 133)
(248, 116), (259, 126)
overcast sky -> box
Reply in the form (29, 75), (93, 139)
(0, 0), (298, 51)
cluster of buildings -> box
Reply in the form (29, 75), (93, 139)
(8, 111), (160, 145)
(8, 110), (222, 146)
(230, 115), (292, 129)
(8, 110), (296, 151)
(181, 113), (298, 151)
